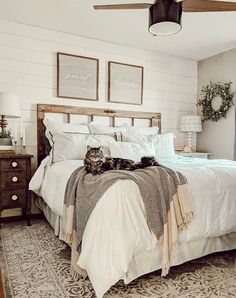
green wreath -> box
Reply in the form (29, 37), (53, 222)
(197, 82), (234, 122)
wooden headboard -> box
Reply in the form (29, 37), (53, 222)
(37, 104), (161, 164)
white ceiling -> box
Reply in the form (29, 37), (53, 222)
(0, 0), (236, 61)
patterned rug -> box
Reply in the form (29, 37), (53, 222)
(0, 220), (236, 298)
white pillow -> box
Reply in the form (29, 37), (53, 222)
(50, 132), (116, 163)
(121, 132), (176, 160)
(153, 133), (176, 159)
(87, 135), (117, 157)
(109, 142), (155, 162)
(88, 122), (126, 136)
(125, 126), (159, 135)
(122, 132), (150, 143)
(44, 118), (89, 145)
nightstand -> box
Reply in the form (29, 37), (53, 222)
(0, 154), (33, 225)
(175, 151), (210, 159)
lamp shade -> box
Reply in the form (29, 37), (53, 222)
(149, 1), (182, 36)
(0, 92), (21, 118)
(179, 115), (202, 133)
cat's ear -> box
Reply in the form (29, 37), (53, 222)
(99, 146), (103, 151)
(87, 145), (91, 151)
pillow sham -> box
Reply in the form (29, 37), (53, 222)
(121, 132), (176, 160)
(49, 132), (116, 163)
(88, 122), (126, 137)
(44, 118), (89, 145)
(109, 142), (155, 162)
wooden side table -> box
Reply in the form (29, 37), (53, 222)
(0, 154), (33, 225)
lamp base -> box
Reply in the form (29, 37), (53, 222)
(0, 115), (8, 133)
(186, 132), (193, 151)
(0, 138), (12, 146)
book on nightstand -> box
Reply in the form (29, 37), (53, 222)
(0, 146), (15, 155)
(0, 150), (16, 155)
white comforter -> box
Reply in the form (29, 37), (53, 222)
(30, 156), (236, 297)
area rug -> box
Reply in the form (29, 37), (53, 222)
(0, 220), (236, 298)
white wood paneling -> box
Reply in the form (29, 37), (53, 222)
(0, 19), (198, 168)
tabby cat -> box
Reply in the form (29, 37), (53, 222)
(84, 146), (159, 175)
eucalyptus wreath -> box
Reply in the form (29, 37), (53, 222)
(197, 82), (234, 122)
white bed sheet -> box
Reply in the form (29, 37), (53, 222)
(30, 156), (236, 297)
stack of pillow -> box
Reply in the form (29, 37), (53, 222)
(43, 118), (176, 164)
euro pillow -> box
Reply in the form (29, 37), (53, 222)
(49, 132), (116, 163)
(125, 126), (159, 135)
(121, 132), (176, 160)
(109, 142), (155, 163)
(44, 118), (89, 145)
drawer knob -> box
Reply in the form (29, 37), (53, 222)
(12, 195), (18, 201)
(12, 176), (18, 183)
(11, 161), (18, 168)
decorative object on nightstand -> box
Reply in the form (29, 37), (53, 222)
(175, 151), (210, 159)
(0, 92), (21, 153)
(179, 115), (202, 152)
(0, 154), (33, 225)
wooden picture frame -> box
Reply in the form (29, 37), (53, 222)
(57, 52), (99, 101)
(108, 61), (144, 105)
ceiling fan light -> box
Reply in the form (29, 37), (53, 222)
(149, 1), (182, 36)
(149, 21), (181, 36)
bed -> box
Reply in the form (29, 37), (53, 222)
(30, 104), (236, 298)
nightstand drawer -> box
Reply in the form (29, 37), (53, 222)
(0, 189), (26, 209)
(1, 159), (26, 171)
(1, 171), (26, 189)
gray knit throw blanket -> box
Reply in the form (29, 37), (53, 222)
(64, 165), (190, 253)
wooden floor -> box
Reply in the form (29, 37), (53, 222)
(0, 270), (4, 298)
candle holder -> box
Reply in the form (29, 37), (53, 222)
(13, 140), (17, 153)
(20, 136), (23, 153)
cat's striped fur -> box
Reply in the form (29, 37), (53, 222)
(84, 146), (159, 175)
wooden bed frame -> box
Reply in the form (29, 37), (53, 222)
(37, 104), (161, 164)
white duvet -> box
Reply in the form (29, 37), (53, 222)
(30, 156), (236, 297)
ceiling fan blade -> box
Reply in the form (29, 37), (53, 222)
(93, 3), (152, 10)
(183, 0), (236, 12)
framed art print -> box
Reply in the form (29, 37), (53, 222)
(108, 61), (143, 105)
(57, 52), (99, 101)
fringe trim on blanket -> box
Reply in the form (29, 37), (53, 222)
(62, 233), (73, 246)
(178, 211), (194, 229)
(70, 264), (88, 280)
(161, 239), (179, 277)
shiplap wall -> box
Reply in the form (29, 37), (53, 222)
(0, 19), (197, 170)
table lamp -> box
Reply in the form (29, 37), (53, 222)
(179, 115), (202, 152)
(0, 92), (21, 148)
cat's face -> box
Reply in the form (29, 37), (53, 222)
(86, 146), (104, 162)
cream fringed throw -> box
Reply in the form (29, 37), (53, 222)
(60, 166), (193, 278)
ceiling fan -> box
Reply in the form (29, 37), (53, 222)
(94, 0), (236, 36)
